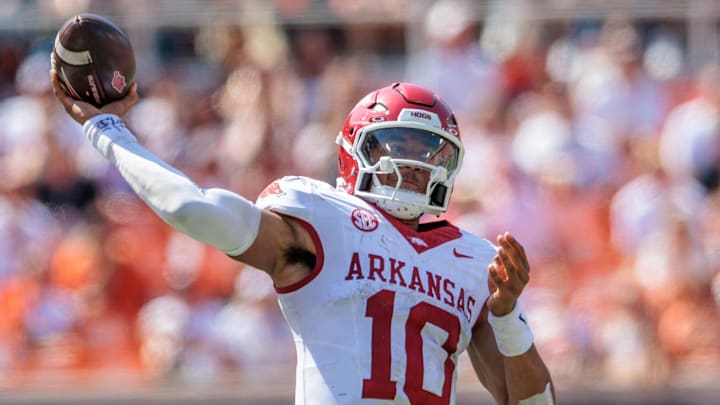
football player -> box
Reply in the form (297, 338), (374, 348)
(51, 70), (554, 404)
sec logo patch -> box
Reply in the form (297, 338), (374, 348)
(351, 208), (379, 232)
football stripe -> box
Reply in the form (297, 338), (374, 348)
(60, 71), (81, 99)
(54, 36), (92, 65)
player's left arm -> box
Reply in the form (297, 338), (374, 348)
(467, 232), (555, 405)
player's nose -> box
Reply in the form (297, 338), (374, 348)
(398, 166), (429, 188)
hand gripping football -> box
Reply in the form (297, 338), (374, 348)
(51, 13), (135, 107)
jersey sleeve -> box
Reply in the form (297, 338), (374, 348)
(256, 176), (333, 223)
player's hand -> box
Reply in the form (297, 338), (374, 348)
(50, 69), (138, 125)
(487, 232), (530, 317)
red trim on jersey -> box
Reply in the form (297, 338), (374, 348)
(275, 217), (325, 294)
(375, 208), (463, 253)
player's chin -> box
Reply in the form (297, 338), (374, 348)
(401, 181), (426, 193)
(404, 186), (424, 194)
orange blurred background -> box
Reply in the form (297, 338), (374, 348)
(0, 1), (719, 403)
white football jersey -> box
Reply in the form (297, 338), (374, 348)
(256, 176), (495, 405)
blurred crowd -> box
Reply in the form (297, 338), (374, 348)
(1, 0), (719, 393)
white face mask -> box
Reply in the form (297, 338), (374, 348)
(342, 121), (463, 219)
(366, 186), (427, 220)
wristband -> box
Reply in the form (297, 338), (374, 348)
(488, 302), (534, 357)
(84, 114), (137, 158)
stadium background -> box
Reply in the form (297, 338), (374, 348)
(1, 0), (719, 403)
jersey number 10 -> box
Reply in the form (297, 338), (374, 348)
(362, 289), (461, 404)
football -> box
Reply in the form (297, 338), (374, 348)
(51, 13), (135, 107)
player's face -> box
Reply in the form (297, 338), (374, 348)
(376, 166), (431, 193)
(359, 126), (459, 193)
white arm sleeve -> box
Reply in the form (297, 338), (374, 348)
(84, 114), (261, 256)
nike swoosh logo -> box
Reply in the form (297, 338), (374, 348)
(453, 248), (473, 259)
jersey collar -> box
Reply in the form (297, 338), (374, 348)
(375, 207), (462, 253)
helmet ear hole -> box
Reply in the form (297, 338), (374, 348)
(430, 184), (447, 206)
(358, 173), (372, 192)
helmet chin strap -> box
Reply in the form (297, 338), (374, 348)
(367, 158), (428, 220)
(367, 185), (426, 220)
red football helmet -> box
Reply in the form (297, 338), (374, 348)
(336, 82), (464, 219)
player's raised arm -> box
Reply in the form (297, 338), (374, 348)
(49, 69), (312, 280)
(468, 232), (555, 404)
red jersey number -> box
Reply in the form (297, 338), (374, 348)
(362, 289), (461, 404)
